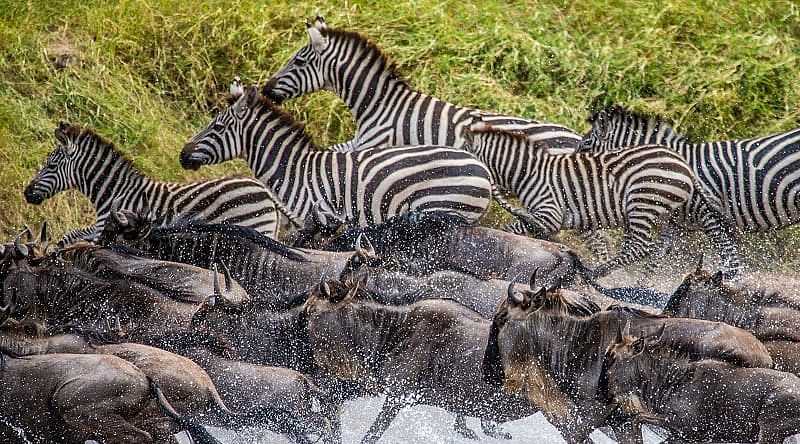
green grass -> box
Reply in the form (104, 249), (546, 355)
(0, 0), (798, 268)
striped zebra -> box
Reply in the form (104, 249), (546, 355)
(180, 85), (494, 226)
(579, 106), (800, 232)
(262, 17), (581, 153)
(24, 122), (288, 244)
(465, 122), (741, 277)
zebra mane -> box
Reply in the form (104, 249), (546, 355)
(321, 27), (410, 87)
(587, 106), (690, 144)
(250, 94), (318, 148)
(154, 219), (308, 262)
(57, 123), (140, 168)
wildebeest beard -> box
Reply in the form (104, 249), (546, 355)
(307, 300), (411, 392)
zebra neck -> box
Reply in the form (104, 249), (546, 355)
(241, 119), (317, 219)
(330, 53), (414, 126)
(78, 146), (150, 212)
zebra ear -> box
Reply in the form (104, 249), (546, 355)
(313, 16), (326, 30)
(234, 87), (259, 115)
(307, 26), (329, 53)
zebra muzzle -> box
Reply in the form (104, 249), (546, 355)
(179, 143), (206, 170)
(23, 183), (45, 204)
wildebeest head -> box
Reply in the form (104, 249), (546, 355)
(664, 260), (726, 315)
(599, 324), (667, 415)
(304, 276), (398, 388)
(97, 199), (155, 246)
(190, 265), (241, 327)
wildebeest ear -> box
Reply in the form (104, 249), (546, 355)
(651, 323), (666, 342)
(630, 337), (645, 354)
(695, 252), (705, 273)
(710, 270), (724, 287)
(318, 278), (332, 299)
(548, 276), (562, 292)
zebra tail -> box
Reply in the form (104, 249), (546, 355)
(491, 186), (539, 227)
(148, 377), (223, 444)
(263, 185), (304, 228)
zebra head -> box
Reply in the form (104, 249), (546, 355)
(262, 16), (329, 104)
(181, 84), (258, 170)
(24, 122), (82, 205)
(578, 109), (614, 153)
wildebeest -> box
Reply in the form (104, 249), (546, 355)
(483, 281), (773, 442)
(1, 245), (243, 332)
(601, 332), (800, 443)
(303, 278), (536, 444)
(99, 212), (537, 317)
(763, 340), (800, 376)
(0, 347), (218, 444)
(291, 208), (576, 285)
(664, 264), (800, 341)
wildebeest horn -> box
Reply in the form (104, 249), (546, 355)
(39, 221), (48, 243)
(210, 265), (223, 307)
(622, 320), (631, 338)
(710, 270), (724, 287)
(355, 233), (376, 256)
(614, 323), (623, 343)
(319, 278), (332, 299)
(0, 301), (12, 328)
(14, 228), (30, 257)
(0, 244), (5, 256)
(529, 268), (538, 290)
(549, 276), (562, 292)
(114, 314), (122, 333)
(219, 262), (234, 293)
(22, 225), (33, 242)
(696, 253), (705, 272)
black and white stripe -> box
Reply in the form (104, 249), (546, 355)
(180, 86), (493, 226)
(24, 122), (284, 244)
(466, 122), (741, 276)
(263, 17), (581, 153)
(579, 107), (800, 231)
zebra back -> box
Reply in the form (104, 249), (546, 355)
(580, 106), (800, 231)
(25, 123), (282, 244)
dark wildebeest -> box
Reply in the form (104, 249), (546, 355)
(0, 244), (244, 332)
(0, 347), (219, 444)
(290, 208), (576, 285)
(303, 277), (537, 444)
(99, 212), (539, 317)
(763, 340), (800, 376)
(483, 281), (773, 443)
(601, 332), (800, 444)
(664, 264), (800, 341)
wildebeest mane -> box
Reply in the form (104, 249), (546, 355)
(605, 304), (666, 319)
(46, 324), (124, 346)
(150, 219), (307, 262)
(319, 210), (470, 252)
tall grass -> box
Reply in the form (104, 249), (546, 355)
(0, 0), (798, 267)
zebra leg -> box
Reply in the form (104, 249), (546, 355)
(595, 213), (659, 277)
(579, 231), (612, 263)
(694, 203), (742, 278)
(642, 224), (681, 276)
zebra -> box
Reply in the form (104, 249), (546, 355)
(24, 122), (291, 244)
(263, 16), (581, 154)
(464, 122), (741, 277)
(180, 85), (494, 226)
(578, 106), (800, 232)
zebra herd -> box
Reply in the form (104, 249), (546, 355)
(7, 13), (800, 443)
(25, 16), (800, 280)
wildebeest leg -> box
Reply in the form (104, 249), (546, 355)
(63, 410), (155, 444)
(360, 396), (405, 444)
(480, 418), (512, 440)
(452, 415), (479, 439)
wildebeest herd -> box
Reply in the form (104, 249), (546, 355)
(4, 16), (800, 444)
